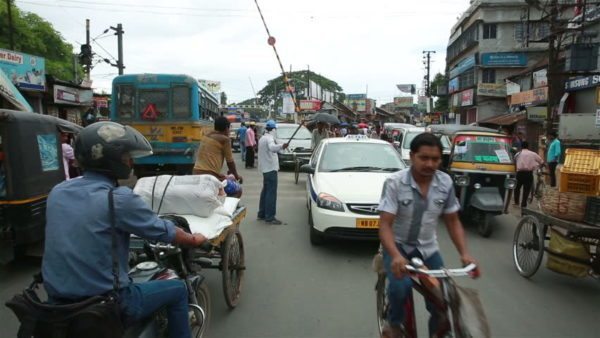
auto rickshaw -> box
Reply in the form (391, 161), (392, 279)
(0, 109), (82, 263)
(432, 126), (516, 237)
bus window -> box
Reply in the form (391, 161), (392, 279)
(172, 86), (191, 119)
(118, 85), (135, 119)
(139, 90), (169, 120)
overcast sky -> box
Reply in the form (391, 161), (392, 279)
(16, 0), (470, 104)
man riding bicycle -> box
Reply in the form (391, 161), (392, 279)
(378, 133), (479, 338)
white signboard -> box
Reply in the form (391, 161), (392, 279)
(495, 149), (512, 163)
(282, 93), (295, 115)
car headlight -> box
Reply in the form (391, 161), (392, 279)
(505, 178), (517, 189)
(317, 193), (344, 212)
(455, 175), (470, 187)
(474, 183), (482, 190)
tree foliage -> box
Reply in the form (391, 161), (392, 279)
(0, 2), (81, 81)
(256, 70), (344, 107)
(430, 72), (449, 112)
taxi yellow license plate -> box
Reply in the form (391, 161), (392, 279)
(356, 219), (379, 229)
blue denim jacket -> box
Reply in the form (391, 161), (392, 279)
(42, 172), (176, 300)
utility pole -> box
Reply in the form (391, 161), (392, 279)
(110, 24), (125, 75)
(423, 50), (436, 113)
(6, 0), (14, 50)
(82, 19), (92, 81)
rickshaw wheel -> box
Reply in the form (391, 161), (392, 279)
(375, 273), (389, 336)
(294, 158), (300, 184)
(477, 212), (493, 238)
(221, 230), (245, 309)
(513, 215), (545, 278)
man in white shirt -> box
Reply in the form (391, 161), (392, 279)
(257, 120), (288, 225)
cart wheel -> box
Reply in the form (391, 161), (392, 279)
(513, 215), (545, 278)
(294, 159), (300, 184)
(375, 273), (388, 336)
(221, 230), (245, 309)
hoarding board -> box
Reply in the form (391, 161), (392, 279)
(477, 83), (506, 97)
(393, 96), (413, 108)
(481, 53), (527, 67)
(0, 48), (45, 91)
(449, 55), (476, 79)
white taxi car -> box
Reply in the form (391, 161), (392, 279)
(300, 135), (406, 245)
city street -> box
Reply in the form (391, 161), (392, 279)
(1, 157), (600, 337)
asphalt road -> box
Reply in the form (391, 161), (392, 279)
(2, 156), (600, 338)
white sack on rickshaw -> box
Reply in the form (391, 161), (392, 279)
(134, 175), (226, 217)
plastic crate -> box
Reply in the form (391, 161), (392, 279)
(562, 148), (600, 175)
(558, 170), (600, 196)
(585, 197), (600, 226)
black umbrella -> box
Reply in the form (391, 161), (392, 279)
(308, 112), (340, 125)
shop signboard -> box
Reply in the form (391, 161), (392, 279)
(448, 77), (459, 93)
(477, 83), (506, 97)
(393, 96), (413, 107)
(282, 93), (295, 114)
(527, 106), (547, 121)
(299, 99), (322, 111)
(197, 79), (221, 94)
(0, 68), (33, 111)
(347, 93), (366, 100)
(510, 87), (548, 106)
(533, 69), (548, 88)
(449, 55), (476, 79)
(0, 48), (45, 91)
(54, 85), (93, 106)
(461, 89), (474, 106)
(345, 98), (367, 112)
(481, 53), (527, 67)
(506, 80), (521, 95)
(564, 75), (600, 91)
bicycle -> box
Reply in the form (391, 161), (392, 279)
(375, 256), (480, 338)
(527, 166), (547, 206)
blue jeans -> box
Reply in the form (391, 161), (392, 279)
(240, 140), (246, 161)
(119, 280), (191, 338)
(258, 170), (278, 221)
(383, 244), (444, 336)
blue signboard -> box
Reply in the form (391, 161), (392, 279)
(347, 93), (367, 100)
(481, 53), (527, 67)
(564, 75), (600, 91)
(449, 55), (476, 79)
(0, 48), (46, 91)
(448, 77), (460, 94)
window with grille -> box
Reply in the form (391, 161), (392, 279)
(483, 23), (497, 39)
(117, 85), (135, 119)
(459, 68), (475, 90)
(172, 86), (191, 119)
(482, 69), (496, 83)
(139, 90), (168, 120)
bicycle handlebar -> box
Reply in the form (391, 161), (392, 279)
(405, 263), (477, 278)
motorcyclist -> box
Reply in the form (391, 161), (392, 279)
(42, 121), (207, 338)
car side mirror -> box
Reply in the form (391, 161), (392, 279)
(300, 163), (315, 174)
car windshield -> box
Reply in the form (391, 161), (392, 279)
(451, 135), (513, 164)
(402, 131), (422, 149)
(277, 126), (312, 140)
(318, 143), (405, 172)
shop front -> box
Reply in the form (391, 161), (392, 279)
(44, 78), (94, 126)
(0, 48), (46, 112)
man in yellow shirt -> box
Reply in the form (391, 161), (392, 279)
(194, 117), (243, 196)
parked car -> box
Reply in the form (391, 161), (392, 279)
(275, 123), (312, 167)
(300, 135), (406, 245)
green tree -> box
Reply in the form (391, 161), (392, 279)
(430, 72), (449, 112)
(0, 1), (81, 81)
(256, 70), (344, 108)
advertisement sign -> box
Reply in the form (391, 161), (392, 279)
(282, 93), (295, 114)
(299, 99), (322, 111)
(0, 48), (45, 91)
(345, 99), (366, 112)
(198, 79), (221, 94)
(449, 55), (476, 79)
(564, 75), (600, 91)
(53, 84), (93, 106)
(396, 84), (415, 94)
(448, 77), (459, 93)
(346, 93), (366, 100)
(527, 106), (547, 121)
(461, 89), (474, 106)
(510, 87), (548, 106)
(506, 80), (521, 95)
(533, 69), (548, 88)
(477, 83), (507, 97)
(481, 53), (527, 67)
(93, 97), (109, 108)
(0, 68), (33, 111)
(451, 93), (460, 107)
(393, 96), (413, 108)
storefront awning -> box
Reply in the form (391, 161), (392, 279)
(0, 69), (33, 112)
(478, 111), (526, 126)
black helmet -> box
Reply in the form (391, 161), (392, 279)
(74, 121), (152, 179)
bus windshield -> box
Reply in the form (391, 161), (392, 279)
(452, 135), (513, 164)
